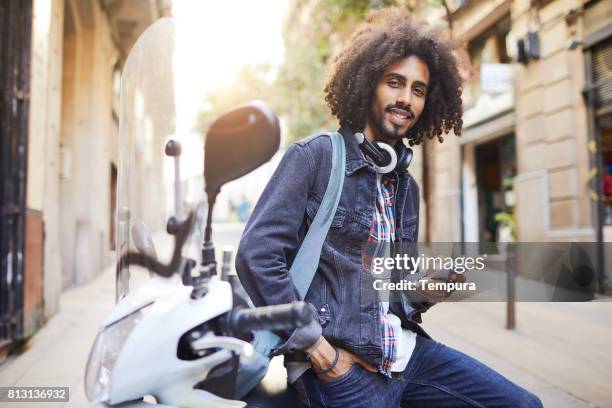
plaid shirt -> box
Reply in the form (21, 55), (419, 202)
(368, 173), (398, 377)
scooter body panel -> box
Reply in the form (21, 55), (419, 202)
(107, 279), (242, 407)
(103, 275), (183, 327)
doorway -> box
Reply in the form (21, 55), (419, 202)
(474, 134), (517, 244)
(0, 0), (32, 350)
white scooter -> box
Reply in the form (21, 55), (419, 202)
(85, 214), (311, 408)
(84, 18), (310, 408)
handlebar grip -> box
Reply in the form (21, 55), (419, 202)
(229, 301), (315, 335)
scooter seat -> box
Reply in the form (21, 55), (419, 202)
(242, 357), (304, 408)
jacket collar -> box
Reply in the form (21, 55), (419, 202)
(338, 125), (370, 176)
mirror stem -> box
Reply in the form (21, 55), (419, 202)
(200, 193), (217, 280)
(204, 194), (215, 243)
(165, 139), (183, 219)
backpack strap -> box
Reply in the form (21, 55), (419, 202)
(290, 132), (346, 297)
(252, 132), (346, 357)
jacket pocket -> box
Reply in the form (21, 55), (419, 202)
(401, 218), (418, 242)
(306, 196), (347, 231)
(330, 212), (345, 228)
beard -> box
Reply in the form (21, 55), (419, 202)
(370, 102), (413, 141)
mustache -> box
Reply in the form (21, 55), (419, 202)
(385, 103), (415, 119)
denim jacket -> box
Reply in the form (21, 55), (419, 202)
(235, 125), (432, 367)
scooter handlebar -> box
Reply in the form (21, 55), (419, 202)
(229, 301), (315, 335)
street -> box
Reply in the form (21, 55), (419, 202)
(0, 223), (610, 407)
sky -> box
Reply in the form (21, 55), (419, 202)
(172, 0), (289, 134)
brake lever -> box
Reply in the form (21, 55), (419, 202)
(191, 334), (256, 362)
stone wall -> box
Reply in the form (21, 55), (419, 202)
(27, 0), (127, 317)
(423, 0), (597, 243)
(512, 0), (595, 241)
(27, 0), (65, 318)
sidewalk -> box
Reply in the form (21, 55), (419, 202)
(0, 225), (610, 407)
(423, 302), (611, 407)
(0, 264), (117, 407)
(0, 224), (245, 407)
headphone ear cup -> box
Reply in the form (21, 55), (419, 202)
(372, 142), (397, 174)
(395, 146), (413, 174)
(354, 132), (405, 174)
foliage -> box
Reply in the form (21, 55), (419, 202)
(197, 63), (277, 133)
(198, 0), (435, 144)
(272, 39), (334, 139)
(494, 211), (516, 240)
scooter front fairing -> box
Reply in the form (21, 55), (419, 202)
(86, 278), (247, 407)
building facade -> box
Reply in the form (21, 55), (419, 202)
(1, 0), (170, 354)
(414, 0), (611, 290)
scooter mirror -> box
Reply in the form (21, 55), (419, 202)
(204, 101), (280, 197)
(131, 222), (158, 260)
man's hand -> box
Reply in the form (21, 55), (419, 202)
(415, 255), (466, 302)
(306, 336), (377, 381)
(416, 271), (466, 302)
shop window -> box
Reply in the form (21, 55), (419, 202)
(592, 38), (612, 224)
(592, 37), (612, 110)
(466, 14), (512, 107)
(600, 115), (612, 224)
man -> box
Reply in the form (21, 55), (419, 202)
(236, 8), (542, 408)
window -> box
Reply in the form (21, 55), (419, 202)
(465, 14), (512, 106)
(533, 0), (554, 10)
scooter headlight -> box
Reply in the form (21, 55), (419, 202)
(84, 304), (151, 402)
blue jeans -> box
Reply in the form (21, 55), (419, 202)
(295, 336), (543, 408)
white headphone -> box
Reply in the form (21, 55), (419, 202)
(354, 132), (398, 174)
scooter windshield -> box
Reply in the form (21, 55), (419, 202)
(116, 17), (204, 298)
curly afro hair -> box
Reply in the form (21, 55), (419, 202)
(324, 7), (466, 145)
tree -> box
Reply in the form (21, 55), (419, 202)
(198, 0), (438, 143)
(197, 63), (277, 134)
